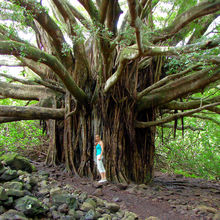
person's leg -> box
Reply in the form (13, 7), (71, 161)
(97, 158), (107, 182)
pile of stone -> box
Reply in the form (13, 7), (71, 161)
(0, 153), (138, 219)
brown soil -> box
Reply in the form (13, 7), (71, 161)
(34, 162), (220, 220)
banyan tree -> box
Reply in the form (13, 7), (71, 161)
(0, 0), (219, 183)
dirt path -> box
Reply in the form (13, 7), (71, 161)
(34, 162), (220, 220)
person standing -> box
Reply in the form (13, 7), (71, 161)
(95, 135), (107, 183)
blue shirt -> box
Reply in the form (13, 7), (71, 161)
(96, 144), (102, 156)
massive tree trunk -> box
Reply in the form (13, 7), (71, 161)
(0, 0), (220, 183)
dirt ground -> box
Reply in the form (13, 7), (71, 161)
(34, 162), (220, 220)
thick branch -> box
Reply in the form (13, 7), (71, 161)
(0, 73), (36, 85)
(188, 114), (220, 126)
(100, 0), (109, 24)
(135, 102), (220, 128)
(152, 0), (220, 43)
(68, 4), (91, 29)
(0, 81), (54, 100)
(0, 117), (36, 123)
(78, 0), (100, 22)
(137, 64), (202, 99)
(0, 59), (24, 67)
(137, 67), (220, 111)
(127, 0), (143, 53)
(0, 105), (64, 120)
(7, 0), (72, 65)
(162, 96), (220, 114)
(0, 40), (88, 105)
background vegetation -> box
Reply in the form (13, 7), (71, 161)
(0, 98), (47, 159)
(155, 90), (220, 180)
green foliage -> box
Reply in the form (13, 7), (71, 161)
(0, 99), (45, 157)
(155, 109), (220, 180)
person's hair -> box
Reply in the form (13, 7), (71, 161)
(95, 134), (100, 145)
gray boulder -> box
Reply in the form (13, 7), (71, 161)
(0, 169), (18, 181)
(14, 195), (48, 216)
(3, 181), (23, 190)
(0, 206), (6, 215)
(51, 191), (78, 209)
(0, 186), (8, 201)
(0, 153), (35, 173)
(0, 209), (28, 220)
(5, 189), (25, 198)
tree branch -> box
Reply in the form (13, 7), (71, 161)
(0, 105), (64, 120)
(135, 102), (220, 128)
(0, 40), (88, 105)
(0, 72), (36, 85)
(7, 0), (72, 66)
(188, 114), (220, 126)
(0, 59), (25, 67)
(78, 0), (100, 22)
(127, 0), (143, 54)
(0, 80), (55, 100)
(152, 0), (220, 43)
(137, 64), (202, 99)
(68, 4), (92, 29)
(162, 96), (220, 114)
(137, 67), (220, 111)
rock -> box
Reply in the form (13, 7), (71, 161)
(14, 195), (48, 216)
(122, 211), (138, 220)
(93, 182), (103, 188)
(105, 202), (120, 213)
(78, 192), (88, 202)
(75, 210), (84, 219)
(85, 209), (96, 220)
(95, 197), (105, 207)
(51, 191), (78, 209)
(0, 167), (7, 175)
(0, 206), (6, 214)
(139, 184), (148, 190)
(38, 188), (50, 197)
(38, 170), (49, 177)
(52, 210), (61, 219)
(50, 187), (62, 195)
(58, 203), (69, 214)
(68, 208), (76, 216)
(0, 186), (8, 201)
(197, 205), (217, 214)
(3, 181), (23, 190)
(3, 196), (13, 207)
(0, 169), (18, 181)
(116, 183), (128, 190)
(116, 210), (124, 218)
(23, 183), (32, 191)
(0, 209), (28, 220)
(81, 202), (95, 211)
(93, 188), (104, 196)
(0, 153), (35, 173)
(6, 189), (25, 198)
(213, 211), (220, 220)
(112, 197), (121, 202)
(126, 187), (138, 194)
(99, 214), (112, 220)
(86, 198), (96, 207)
(61, 215), (76, 220)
